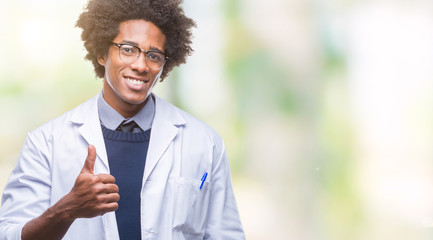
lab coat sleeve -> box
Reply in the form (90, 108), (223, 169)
(204, 140), (245, 240)
(0, 129), (52, 240)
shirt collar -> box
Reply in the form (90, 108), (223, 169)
(97, 91), (155, 131)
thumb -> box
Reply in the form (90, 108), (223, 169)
(81, 144), (96, 174)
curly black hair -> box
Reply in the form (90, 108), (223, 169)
(76, 0), (196, 80)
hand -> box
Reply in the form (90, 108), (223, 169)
(60, 145), (120, 219)
(21, 145), (120, 240)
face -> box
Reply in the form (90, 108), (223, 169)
(98, 20), (166, 118)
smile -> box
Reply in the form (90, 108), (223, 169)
(126, 77), (147, 86)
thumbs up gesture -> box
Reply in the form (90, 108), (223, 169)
(57, 145), (120, 219)
(20, 145), (120, 240)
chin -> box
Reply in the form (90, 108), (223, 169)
(121, 95), (148, 105)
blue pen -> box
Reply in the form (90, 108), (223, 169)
(200, 172), (208, 189)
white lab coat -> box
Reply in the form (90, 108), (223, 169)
(0, 93), (245, 240)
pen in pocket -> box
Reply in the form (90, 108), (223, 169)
(200, 172), (208, 189)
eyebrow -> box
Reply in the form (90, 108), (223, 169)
(120, 40), (165, 53)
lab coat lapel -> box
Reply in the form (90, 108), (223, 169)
(70, 94), (109, 172)
(144, 95), (185, 182)
(79, 118), (109, 172)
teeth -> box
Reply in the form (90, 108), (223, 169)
(127, 78), (144, 85)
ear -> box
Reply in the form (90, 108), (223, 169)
(97, 55), (107, 66)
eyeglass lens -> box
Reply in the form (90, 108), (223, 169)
(118, 45), (165, 70)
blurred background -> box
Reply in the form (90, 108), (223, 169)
(1, 0), (433, 239)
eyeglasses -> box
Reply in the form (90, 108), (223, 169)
(112, 42), (169, 70)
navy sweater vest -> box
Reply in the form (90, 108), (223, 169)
(101, 125), (151, 240)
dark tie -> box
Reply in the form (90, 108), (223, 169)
(116, 120), (140, 132)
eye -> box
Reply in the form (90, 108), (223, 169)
(119, 45), (137, 56)
(147, 52), (164, 62)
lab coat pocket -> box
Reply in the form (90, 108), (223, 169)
(172, 176), (210, 238)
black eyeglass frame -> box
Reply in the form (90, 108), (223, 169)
(112, 42), (169, 70)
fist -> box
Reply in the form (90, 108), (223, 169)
(65, 145), (120, 219)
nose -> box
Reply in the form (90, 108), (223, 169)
(130, 52), (150, 73)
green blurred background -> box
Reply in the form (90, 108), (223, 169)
(1, 0), (433, 239)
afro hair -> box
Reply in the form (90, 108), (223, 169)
(76, 0), (196, 80)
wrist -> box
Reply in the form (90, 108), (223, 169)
(47, 194), (77, 223)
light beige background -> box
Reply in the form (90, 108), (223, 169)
(1, 0), (433, 239)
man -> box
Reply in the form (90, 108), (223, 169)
(0, 0), (245, 239)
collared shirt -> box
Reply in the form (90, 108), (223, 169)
(97, 92), (155, 132)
